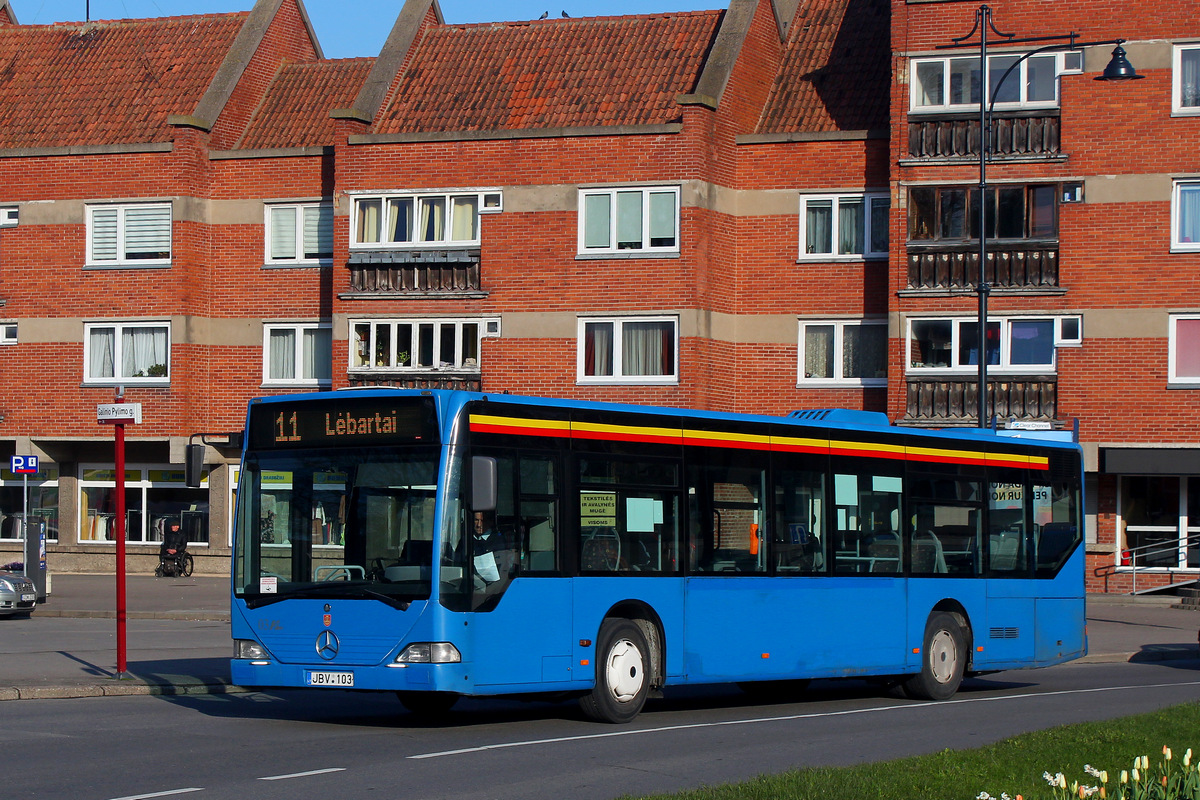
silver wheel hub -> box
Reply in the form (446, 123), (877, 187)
(604, 637), (645, 703)
(929, 628), (957, 684)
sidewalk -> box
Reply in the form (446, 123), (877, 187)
(1, 575), (1197, 702)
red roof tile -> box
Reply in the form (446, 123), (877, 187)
(373, 11), (723, 134)
(757, 0), (889, 133)
(238, 58), (375, 149)
(0, 13), (247, 148)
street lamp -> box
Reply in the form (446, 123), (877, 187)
(938, 5), (1142, 428)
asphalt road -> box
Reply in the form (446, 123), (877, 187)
(6, 658), (1200, 800)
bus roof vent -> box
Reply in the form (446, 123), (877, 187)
(788, 409), (890, 427)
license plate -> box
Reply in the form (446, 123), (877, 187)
(307, 670), (353, 687)
(20, 593), (35, 602)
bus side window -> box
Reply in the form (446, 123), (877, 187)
(773, 465), (826, 574)
(832, 470), (902, 575)
(687, 450), (766, 574)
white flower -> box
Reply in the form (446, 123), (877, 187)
(1120, 770), (1129, 784)
(1058, 773), (1068, 789)
(977, 792), (993, 800)
(1045, 772), (1060, 787)
(1185, 748), (1193, 767)
(1100, 771), (1108, 784)
(1165, 746), (1173, 761)
(1133, 769), (1141, 782)
(1085, 765), (1103, 778)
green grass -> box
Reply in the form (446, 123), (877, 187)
(624, 702), (1200, 800)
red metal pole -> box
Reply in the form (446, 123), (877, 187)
(115, 420), (127, 678)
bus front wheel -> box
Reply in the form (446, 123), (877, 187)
(580, 618), (650, 724)
(904, 611), (966, 701)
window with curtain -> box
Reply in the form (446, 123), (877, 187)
(87, 203), (172, 266)
(351, 192), (494, 247)
(799, 320), (886, 385)
(264, 324), (332, 386)
(1174, 45), (1200, 112)
(578, 187), (679, 255)
(1173, 181), (1200, 251)
(1169, 315), (1200, 384)
(266, 203), (333, 264)
(578, 317), (678, 383)
(349, 319), (491, 372)
(799, 193), (888, 259)
(85, 322), (170, 383)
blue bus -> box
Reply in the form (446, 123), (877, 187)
(230, 389), (1084, 723)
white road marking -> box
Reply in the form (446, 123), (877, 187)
(258, 768), (347, 781)
(408, 679), (1200, 760)
(108, 789), (203, 800)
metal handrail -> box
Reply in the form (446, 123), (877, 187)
(1119, 531), (1200, 595)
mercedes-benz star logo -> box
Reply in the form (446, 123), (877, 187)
(315, 630), (340, 661)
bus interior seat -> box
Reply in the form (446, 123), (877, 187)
(989, 530), (1022, 570)
(910, 531), (947, 573)
(866, 531), (901, 573)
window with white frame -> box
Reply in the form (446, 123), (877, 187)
(1, 322), (15, 345)
(907, 316), (1080, 373)
(350, 318), (495, 372)
(1169, 314), (1200, 385)
(799, 320), (887, 385)
(579, 187), (680, 255)
(86, 203), (172, 266)
(578, 316), (678, 383)
(910, 52), (1078, 112)
(800, 193), (889, 259)
(264, 324), (332, 387)
(1174, 44), (1200, 113)
(266, 203), (333, 265)
(352, 192), (496, 247)
(85, 322), (170, 383)
(1173, 180), (1200, 251)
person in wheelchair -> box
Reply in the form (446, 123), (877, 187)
(155, 520), (193, 577)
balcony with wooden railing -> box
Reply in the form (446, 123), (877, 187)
(903, 375), (1058, 426)
(345, 248), (484, 296)
(907, 241), (1059, 291)
(906, 110), (1061, 160)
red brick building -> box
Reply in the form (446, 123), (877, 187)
(891, 0), (1200, 591)
(0, 0), (1195, 591)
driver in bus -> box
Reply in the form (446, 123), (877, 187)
(472, 511), (508, 587)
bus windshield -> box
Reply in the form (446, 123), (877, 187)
(233, 445), (441, 607)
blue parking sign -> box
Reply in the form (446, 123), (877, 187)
(10, 455), (38, 474)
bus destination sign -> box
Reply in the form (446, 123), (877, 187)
(248, 397), (438, 449)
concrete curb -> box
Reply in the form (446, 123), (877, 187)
(35, 609), (231, 621)
(0, 681), (251, 701)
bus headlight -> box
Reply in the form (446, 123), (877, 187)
(235, 639), (269, 660)
(395, 642), (461, 664)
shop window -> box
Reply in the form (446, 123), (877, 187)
(79, 465), (209, 546)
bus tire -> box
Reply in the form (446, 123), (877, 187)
(396, 691), (459, 716)
(580, 618), (650, 724)
(904, 612), (966, 701)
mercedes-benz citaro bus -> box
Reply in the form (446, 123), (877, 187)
(229, 389), (1085, 723)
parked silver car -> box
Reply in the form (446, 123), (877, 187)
(0, 569), (36, 617)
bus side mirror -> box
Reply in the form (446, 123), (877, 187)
(185, 443), (205, 488)
(472, 456), (497, 512)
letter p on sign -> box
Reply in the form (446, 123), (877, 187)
(11, 455), (38, 474)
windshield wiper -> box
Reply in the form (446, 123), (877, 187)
(246, 582), (413, 611)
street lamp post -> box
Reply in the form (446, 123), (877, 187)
(938, 5), (1141, 428)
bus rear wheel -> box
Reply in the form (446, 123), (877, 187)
(904, 611), (966, 701)
(396, 691), (459, 716)
(580, 618), (650, 724)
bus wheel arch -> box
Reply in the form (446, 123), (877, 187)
(580, 603), (664, 724)
(904, 604), (972, 701)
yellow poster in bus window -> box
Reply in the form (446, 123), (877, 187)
(580, 492), (617, 526)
